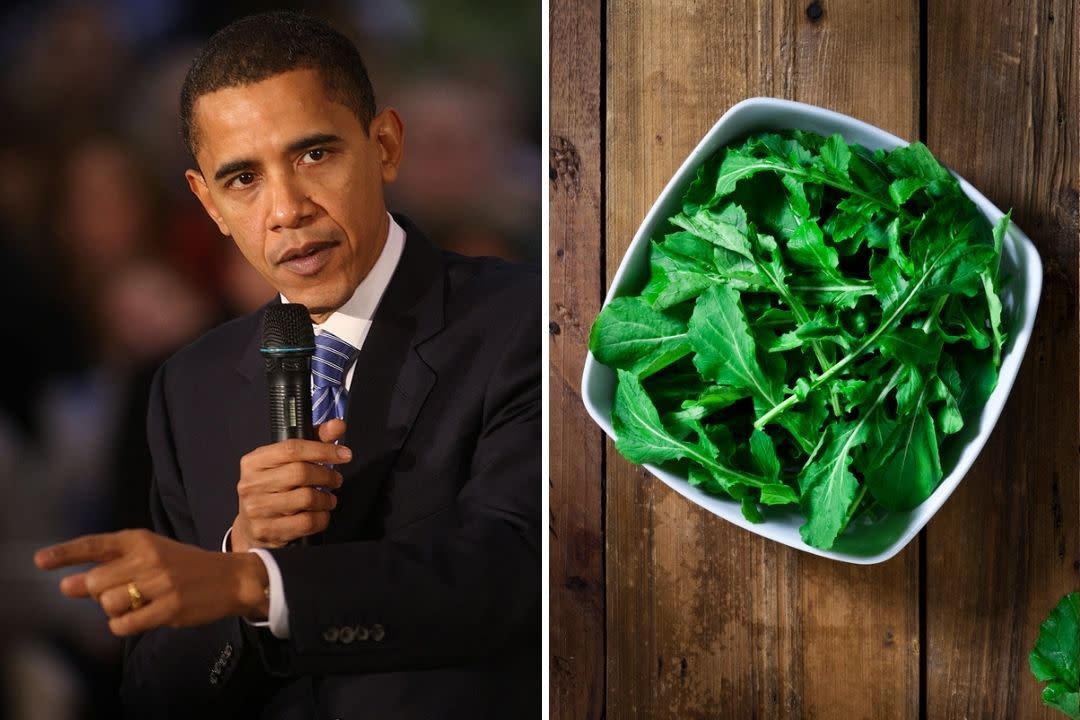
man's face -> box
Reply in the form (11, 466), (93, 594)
(186, 68), (403, 323)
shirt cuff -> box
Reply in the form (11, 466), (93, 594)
(248, 548), (290, 639)
(221, 526), (291, 639)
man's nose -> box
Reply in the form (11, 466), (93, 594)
(267, 174), (314, 230)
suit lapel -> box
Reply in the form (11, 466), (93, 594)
(330, 223), (444, 541)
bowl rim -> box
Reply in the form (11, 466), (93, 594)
(580, 95), (1044, 564)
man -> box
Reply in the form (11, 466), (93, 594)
(34, 11), (540, 719)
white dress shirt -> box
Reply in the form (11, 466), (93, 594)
(222, 214), (405, 638)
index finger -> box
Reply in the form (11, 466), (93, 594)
(246, 437), (352, 471)
(34, 533), (124, 571)
(316, 418), (347, 444)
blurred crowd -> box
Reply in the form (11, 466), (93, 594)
(0, 1), (539, 718)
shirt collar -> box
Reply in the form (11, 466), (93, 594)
(280, 213), (405, 350)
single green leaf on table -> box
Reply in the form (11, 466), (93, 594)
(1029, 592), (1079, 719)
(589, 297), (692, 378)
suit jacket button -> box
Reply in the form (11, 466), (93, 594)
(355, 626), (369, 641)
(371, 624), (385, 642)
(339, 626), (355, 644)
(323, 627), (339, 643)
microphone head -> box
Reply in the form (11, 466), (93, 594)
(260, 304), (315, 355)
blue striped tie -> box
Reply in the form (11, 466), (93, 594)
(311, 331), (359, 425)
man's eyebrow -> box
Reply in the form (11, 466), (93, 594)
(214, 158), (256, 182)
(212, 134), (345, 183)
(286, 133), (344, 153)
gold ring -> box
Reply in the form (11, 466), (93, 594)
(127, 582), (145, 611)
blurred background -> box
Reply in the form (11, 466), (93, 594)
(0, 1), (539, 717)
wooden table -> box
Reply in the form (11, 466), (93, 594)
(549, 2), (1078, 717)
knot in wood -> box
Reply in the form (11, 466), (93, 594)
(550, 135), (582, 198)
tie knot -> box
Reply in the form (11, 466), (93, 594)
(312, 331), (358, 389)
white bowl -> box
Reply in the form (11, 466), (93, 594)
(581, 97), (1042, 564)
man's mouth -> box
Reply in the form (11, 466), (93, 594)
(277, 242), (337, 276)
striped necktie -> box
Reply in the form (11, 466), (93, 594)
(311, 331), (359, 425)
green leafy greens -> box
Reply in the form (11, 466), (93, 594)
(590, 129), (1007, 550)
(1030, 592), (1079, 719)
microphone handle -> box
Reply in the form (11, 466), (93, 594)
(265, 354), (314, 546)
(266, 356), (314, 442)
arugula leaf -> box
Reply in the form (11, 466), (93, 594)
(589, 297), (692, 378)
(818, 133), (852, 180)
(641, 239), (719, 308)
(797, 420), (867, 548)
(613, 369), (768, 491)
(688, 285), (780, 405)
(671, 203), (754, 260)
(864, 381), (942, 511)
(1029, 592), (1079, 719)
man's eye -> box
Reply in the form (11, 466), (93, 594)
(304, 149), (326, 162)
(229, 172), (256, 188)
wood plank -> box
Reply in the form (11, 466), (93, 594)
(549, 0), (606, 718)
(925, 1), (1080, 718)
(605, 2), (920, 717)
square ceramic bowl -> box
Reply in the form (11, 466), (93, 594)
(581, 97), (1042, 564)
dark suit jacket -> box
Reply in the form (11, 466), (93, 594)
(121, 218), (540, 719)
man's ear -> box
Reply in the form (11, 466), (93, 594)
(370, 108), (404, 183)
(185, 169), (231, 237)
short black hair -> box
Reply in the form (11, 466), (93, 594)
(180, 10), (376, 160)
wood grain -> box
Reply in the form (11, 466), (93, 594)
(549, 0), (605, 718)
(924, 1), (1080, 718)
(604, 2), (920, 717)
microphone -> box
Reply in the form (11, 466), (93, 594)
(260, 304), (315, 442)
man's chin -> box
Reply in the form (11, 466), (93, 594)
(278, 291), (343, 323)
